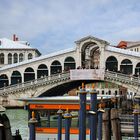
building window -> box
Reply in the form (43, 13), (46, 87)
(19, 53), (24, 62)
(137, 48), (139, 52)
(28, 53), (33, 60)
(0, 53), (4, 64)
(8, 53), (12, 64)
(13, 53), (18, 63)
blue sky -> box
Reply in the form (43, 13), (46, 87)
(0, 0), (140, 54)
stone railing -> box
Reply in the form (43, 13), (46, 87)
(0, 70), (140, 95)
(0, 72), (70, 95)
(105, 71), (140, 86)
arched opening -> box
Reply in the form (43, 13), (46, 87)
(81, 43), (100, 69)
(51, 60), (62, 74)
(135, 62), (140, 75)
(8, 53), (12, 64)
(0, 53), (4, 64)
(106, 56), (118, 72)
(28, 53), (33, 60)
(19, 53), (24, 62)
(37, 64), (48, 78)
(120, 59), (132, 74)
(64, 57), (76, 71)
(11, 71), (22, 85)
(13, 53), (18, 63)
(24, 67), (35, 82)
(0, 74), (9, 88)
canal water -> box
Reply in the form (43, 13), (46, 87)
(5, 109), (134, 140)
(5, 109), (29, 140)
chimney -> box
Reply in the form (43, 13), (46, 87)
(13, 34), (16, 41)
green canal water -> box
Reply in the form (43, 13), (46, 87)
(5, 109), (29, 140)
(5, 109), (134, 140)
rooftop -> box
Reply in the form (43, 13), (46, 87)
(0, 38), (33, 49)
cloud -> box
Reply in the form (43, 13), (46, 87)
(0, 0), (140, 54)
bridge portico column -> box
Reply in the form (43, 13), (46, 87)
(133, 62), (137, 75)
(118, 61), (121, 71)
(99, 44), (105, 70)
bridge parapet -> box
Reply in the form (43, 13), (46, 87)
(0, 72), (70, 95)
(105, 71), (140, 86)
(0, 70), (140, 96)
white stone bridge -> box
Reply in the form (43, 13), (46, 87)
(0, 70), (140, 106)
(0, 35), (140, 106)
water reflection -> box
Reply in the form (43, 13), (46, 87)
(5, 109), (28, 140)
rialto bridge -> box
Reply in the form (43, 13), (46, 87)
(0, 36), (140, 106)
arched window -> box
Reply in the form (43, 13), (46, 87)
(8, 53), (12, 64)
(135, 63), (140, 75)
(28, 53), (33, 60)
(106, 56), (118, 72)
(50, 60), (62, 74)
(13, 53), (18, 63)
(0, 74), (9, 88)
(120, 59), (132, 74)
(0, 53), (4, 64)
(11, 71), (22, 85)
(19, 53), (24, 62)
(24, 67), (35, 82)
(64, 57), (76, 71)
(37, 64), (48, 78)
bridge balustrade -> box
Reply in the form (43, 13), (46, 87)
(0, 72), (70, 95)
(105, 71), (140, 86)
(0, 70), (140, 95)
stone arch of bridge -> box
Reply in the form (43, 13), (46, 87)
(34, 79), (134, 97)
(37, 64), (48, 78)
(120, 59), (133, 74)
(64, 56), (76, 71)
(81, 42), (100, 69)
(24, 67), (35, 82)
(105, 56), (118, 72)
(11, 70), (22, 85)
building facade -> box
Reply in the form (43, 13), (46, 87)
(0, 35), (41, 68)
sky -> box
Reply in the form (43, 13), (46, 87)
(0, 0), (140, 54)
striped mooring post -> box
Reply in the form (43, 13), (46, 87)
(78, 83), (87, 140)
(57, 109), (63, 140)
(89, 84), (97, 140)
(28, 111), (38, 140)
(63, 110), (72, 140)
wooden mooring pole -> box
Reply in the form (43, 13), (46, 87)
(102, 108), (111, 140)
(111, 108), (122, 140)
